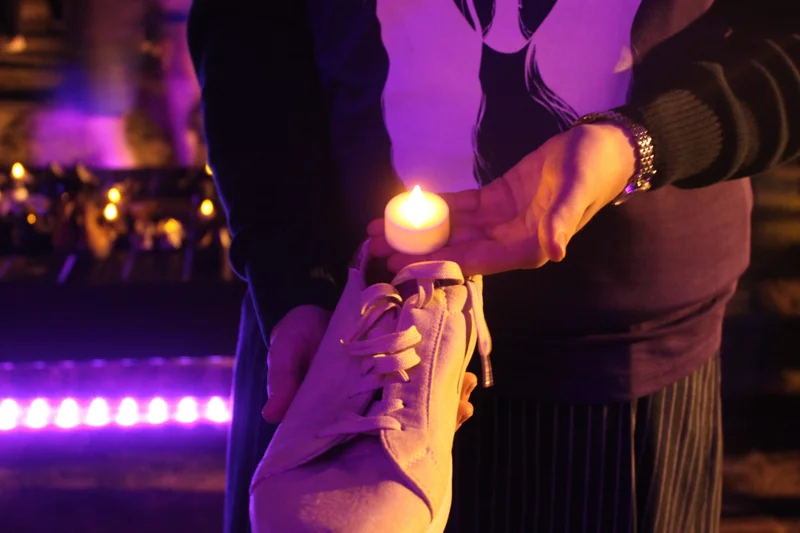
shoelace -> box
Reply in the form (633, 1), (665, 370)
(318, 262), (492, 438)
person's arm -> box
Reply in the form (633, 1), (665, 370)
(187, 0), (339, 334)
(617, 9), (798, 188)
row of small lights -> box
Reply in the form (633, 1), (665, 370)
(103, 163), (216, 223)
(5, 162), (217, 226)
(0, 396), (232, 431)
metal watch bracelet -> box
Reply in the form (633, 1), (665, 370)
(573, 110), (656, 205)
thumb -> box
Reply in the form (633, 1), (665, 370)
(537, 184), (588, 263)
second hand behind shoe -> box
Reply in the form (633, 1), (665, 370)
(250, 246), (492, 533)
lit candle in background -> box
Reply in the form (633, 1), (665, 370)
(384, 185), (450, 255)
(10, 162), (25, 181)
(107, 187), (122, 204)
(103, 203), (118, 221)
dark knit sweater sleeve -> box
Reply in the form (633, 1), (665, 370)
(187, 0), (339, 336)
(617, 23), (799, 188)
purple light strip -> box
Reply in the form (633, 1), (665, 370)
(0, 396), (232, 432)
(0, 355), (233, 372)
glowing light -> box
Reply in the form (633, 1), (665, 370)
(26, 213), (36, 225)
(160, 218), (184, 249)
(175, 397), (199, 424)
(103, 203), (118, 221)
(0, 399), (20, 431)
(10, 162), (25, 180)
(205, 396), (231, 424)
(199, 199), (215, 217)
(205, 163), (212, 175)
(403, 185), (433, 229)
(12, 187), (28, 202)
(146, 397), (169, 425)
(54, 398), (80, 429)
(116, 397), (139, 427)
(107, 187), (121, 203)
(0, 396), (232, 431)
(0, 356), (234, 372)
(384, 184), (450, 255)
(25, 398), (50, 429)
(85, 398), (110, 427)
(163, 218), (180, 234)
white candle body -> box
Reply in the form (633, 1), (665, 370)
(384, 188), (450, 255)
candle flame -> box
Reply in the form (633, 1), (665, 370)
(403, 185), (431, 229)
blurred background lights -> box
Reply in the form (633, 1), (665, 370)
(205, 396), (229, 424)
(107, 187), (121, 203)
(116, 397), (139, 427)
(86, 397), (111, 427)
(0, 399), (21, 431)
(175, 397), (199, 424)
(103, 203), (118, 221)
(199, 199), (214, 217)
(10, 162), (25, 180)
(54, 398), (80, 429)
(25, 398), (50, 429)
(146, 397), (169, 425)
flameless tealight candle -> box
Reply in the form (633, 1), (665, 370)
(384, 185), (450, 255)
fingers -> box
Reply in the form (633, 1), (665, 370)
(368, 222), (489, 261)
(456, 400), (474, 431)
(376, 238), (543, 277)
(262, 334), (310, 423)
(367, 186), (512, 238)
(366, 178), (530, 275)
(536, 164), (587, 262)
(367, 236), (394, 258)
(438, 189), (482, 214)
(366, 218), (385, 238)
(461, 371), (478, 397)
(538, 197), (594, 263)
(262, 306), (331, 423)
(456, 372), (478, 430)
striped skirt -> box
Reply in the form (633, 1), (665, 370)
(225, 294), (723, 533)
(448, 356), (723, 533)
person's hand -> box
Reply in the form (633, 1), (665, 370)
(456, 372), (478, 430)
(262, 304), (478, 429)
(262, 305), (332, 423)
(368, 123), (636, 276)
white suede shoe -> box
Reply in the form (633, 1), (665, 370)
(250, 251), (492, 533)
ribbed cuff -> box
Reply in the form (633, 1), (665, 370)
(615, 89), (724, 188)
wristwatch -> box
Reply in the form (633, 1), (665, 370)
(573, 110), (656, 205)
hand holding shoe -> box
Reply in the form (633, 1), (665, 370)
(262, 304), (332, 423)
(261, 305), (478, 430)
